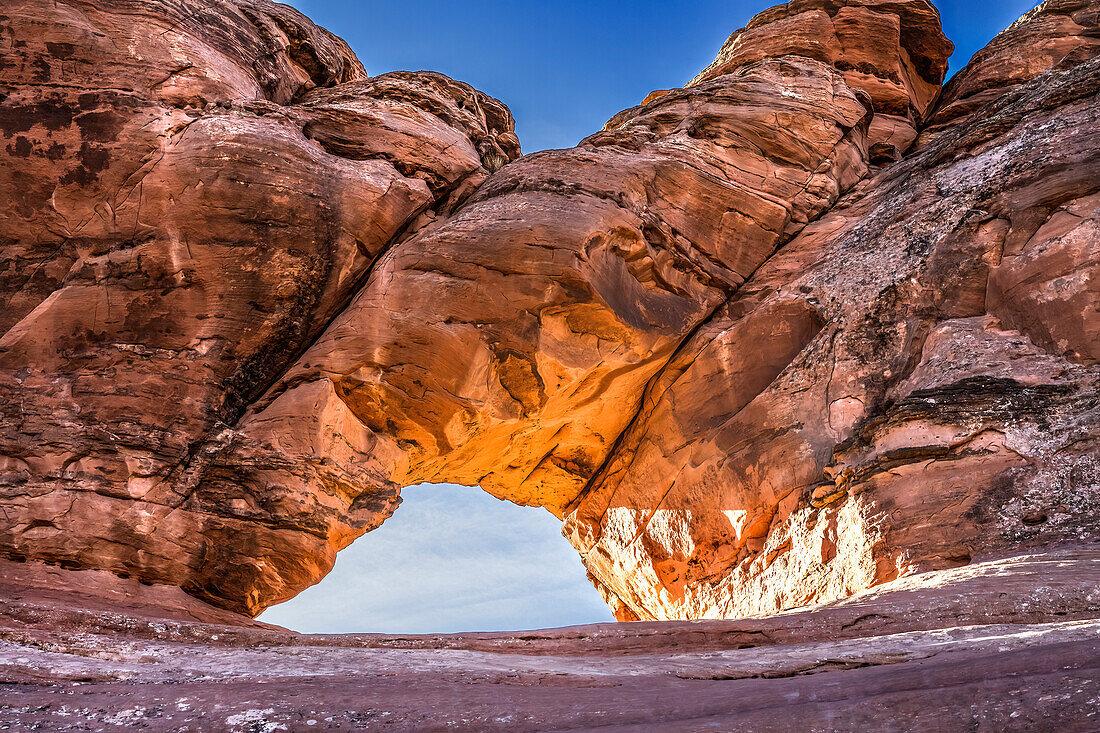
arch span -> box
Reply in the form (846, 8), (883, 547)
(4, 0), (1097, 628)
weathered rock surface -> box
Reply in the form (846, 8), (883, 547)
(567, 7), (1100, 620)
(0, 0), (518, 612)
(170, 0), (962, 615)
(919, 0), (1100, 144)
(217, 53), (877, 612)
(687, 0), (953, 154)
(0, 547), (1097, 730)
(0, 0), (1097, 643)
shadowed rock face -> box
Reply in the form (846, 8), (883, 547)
(918, 0), (1100, 144)
(0, 0), (1097, 622)
(0, 0), (519, 613)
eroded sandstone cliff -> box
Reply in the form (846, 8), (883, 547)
(0, 0), (1097, 621)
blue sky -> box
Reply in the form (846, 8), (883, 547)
(265, 1), (1043, 634)
(284, 0), (1042, 152)
(260, 484), (614, 633)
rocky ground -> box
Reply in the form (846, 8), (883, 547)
(1, 547), (1098, 730)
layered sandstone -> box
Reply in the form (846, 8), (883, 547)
(919, 0), (1100, 143)
(214, 54), (878, 612)
(687, 0), (952, 154)
(0, 0), (518, 612)
(568, 49), (1100, 620)
(0, 0), (1098, 628)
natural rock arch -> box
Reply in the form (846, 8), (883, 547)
(1, 0), (1097, 622)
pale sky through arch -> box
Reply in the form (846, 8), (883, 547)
(260, 484), (614, 633)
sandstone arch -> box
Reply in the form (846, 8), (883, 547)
(1, 0), (1097, 622)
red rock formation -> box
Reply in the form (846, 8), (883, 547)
(164, 0), (959, 613)
(0, 0), (1097, 628)
(213, 54), (876, 612)
(563, 1), (1100, 620)
(919, 0), (1100, 143)
(0, 0), (518, 611)
(688, 0), (953, 153)
(567, 60), (1100, 618)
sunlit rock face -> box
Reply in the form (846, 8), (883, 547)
(567, 47), (1100, 621)
(687, 0), (953, 155)
(1, 0), (1098, 621)
(197, 0), (944, 614)
(240, 55), (874, 537)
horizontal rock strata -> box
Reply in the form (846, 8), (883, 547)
(0, 548), (1097, 730)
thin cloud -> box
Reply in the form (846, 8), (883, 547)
(259, 483), (614, 633)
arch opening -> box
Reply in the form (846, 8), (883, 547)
(258, 483), (613, 633)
